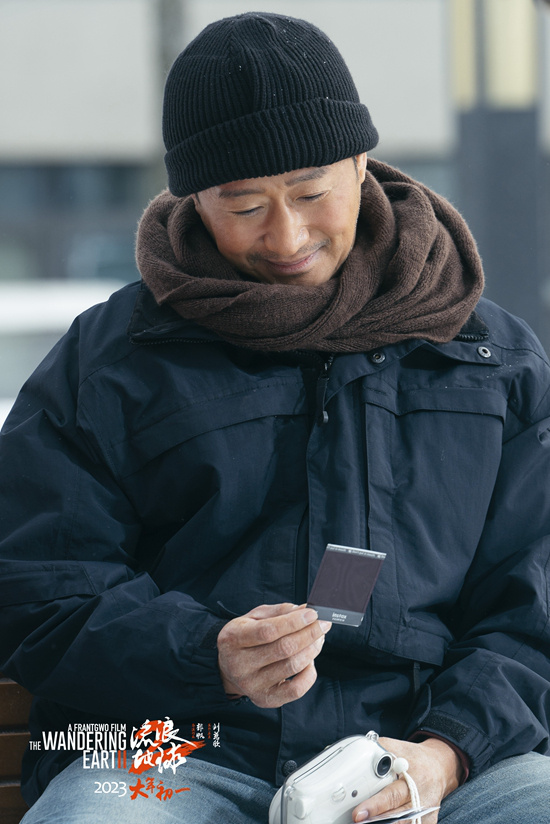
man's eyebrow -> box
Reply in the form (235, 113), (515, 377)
(285, 167), (328, 185)
(216, 167), (329, 199)
(217, 187), (265, 199)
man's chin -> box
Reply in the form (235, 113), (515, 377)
(249, 260), (338, 286)
(276, 269), (337, 286)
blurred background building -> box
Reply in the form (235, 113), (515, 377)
(0, 0), (549, 417)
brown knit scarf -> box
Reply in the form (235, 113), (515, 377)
(136, 160), (484, 352)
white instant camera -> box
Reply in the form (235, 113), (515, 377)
(269, 731), (408, 824)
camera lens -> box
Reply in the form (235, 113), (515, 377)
(375, 755), (393, 777)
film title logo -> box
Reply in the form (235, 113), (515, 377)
(29, 717), (221, 801)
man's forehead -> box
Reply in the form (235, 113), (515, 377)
(213, 165), (330, 199)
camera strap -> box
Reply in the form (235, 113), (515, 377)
(400, 767), (421, 824)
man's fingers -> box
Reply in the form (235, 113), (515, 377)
(352, 737), (454, 824)
(353, 779), (412, 822)
(232, 604), (321, 648)
(253, 661), (319, 708)
(256, 617), (330, 666)
(259, 632), (327, 683)
(220, 626), (328, 691)
(217, 603), (332, 707)
(220, 605), (330, 657)
(246, 602), (305, 620)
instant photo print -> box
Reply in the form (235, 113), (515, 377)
(307, 544), (386, 626)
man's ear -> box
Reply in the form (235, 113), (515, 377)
(191, 193), (201, 210)
(356, 152), (368, 183)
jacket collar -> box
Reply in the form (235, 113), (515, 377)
(128, 282), (492, 356)
(127, 282), (220, 344)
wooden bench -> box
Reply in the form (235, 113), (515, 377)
(0, 673), (32, 824)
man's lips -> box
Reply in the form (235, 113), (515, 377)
(260, 249), (321, 275)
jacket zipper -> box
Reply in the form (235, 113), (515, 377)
(454, 332), (489, 342)
(131, 336), (218, 346)
(315, 355), (334, 426)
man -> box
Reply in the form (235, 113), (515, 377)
(1, 11), (550, 824)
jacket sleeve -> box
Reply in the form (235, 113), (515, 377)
(0, 318), (230, 721)
(406, 360), (550, 777)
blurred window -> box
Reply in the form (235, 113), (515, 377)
(0, 163), (150, 282)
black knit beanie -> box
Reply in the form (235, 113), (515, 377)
(163, 12), (378, 196)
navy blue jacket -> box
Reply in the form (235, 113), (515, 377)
(1, 282), (550, 803)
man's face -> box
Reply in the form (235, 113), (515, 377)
(192, 153), (367, 286)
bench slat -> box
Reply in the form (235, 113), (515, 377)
(0, 674), (33, 822)
(0, 732), (30, 780)
(0, 680), (33, 727)
(0, 781), (29, 824)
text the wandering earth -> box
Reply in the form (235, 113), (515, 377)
(30, 718), (220, 774)
(41, 724), (127, 753)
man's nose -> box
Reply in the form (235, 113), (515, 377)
(262, 204), (309, 257)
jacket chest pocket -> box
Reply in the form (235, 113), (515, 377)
(81, 372), (310, 609)
(358, 384), (507, 663)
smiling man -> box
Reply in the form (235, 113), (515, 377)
(2, 11), (550, 824)
(192, 157), (367, 286)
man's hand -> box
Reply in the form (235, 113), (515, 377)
(353, 737), (464, 823)
(217, 602), (331, 708)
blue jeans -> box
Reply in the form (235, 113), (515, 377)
(21, 751), (550, 823)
